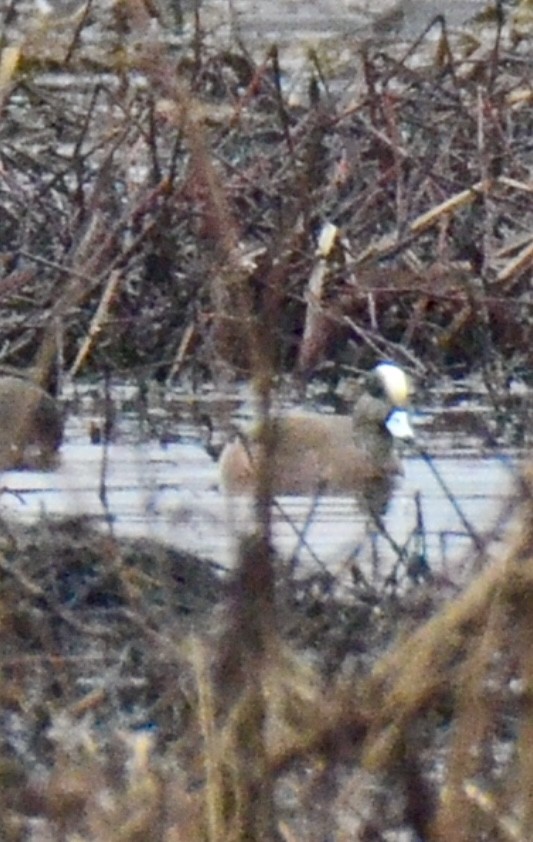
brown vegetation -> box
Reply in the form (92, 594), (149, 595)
(0, 0), (531, 387)
(0, 459), (531, 839)
(0, 1), (532, 839)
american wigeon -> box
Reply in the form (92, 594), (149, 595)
(219, 362), (414, 498)
(0, 373), (63, 469)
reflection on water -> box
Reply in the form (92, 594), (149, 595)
(0, 407), (519, 584)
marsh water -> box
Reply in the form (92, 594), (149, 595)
(0, 384), (522, 586)
(0, 0), (521, 585)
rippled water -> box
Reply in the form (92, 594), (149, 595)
(0, 391), (521, 586)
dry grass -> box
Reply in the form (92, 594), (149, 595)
(0, 0), (530, 386)
(0, 1), (532, 840)
(0, 469), (531, 840)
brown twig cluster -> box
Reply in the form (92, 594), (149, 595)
(0, 0), (530, 387)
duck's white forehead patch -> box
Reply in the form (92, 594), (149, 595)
(375, 362), (410, 407)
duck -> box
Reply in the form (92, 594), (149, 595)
(0, 371), (63, 469)
(218, 362), (414, 501)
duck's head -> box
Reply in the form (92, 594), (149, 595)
(357, 362), (414, 442)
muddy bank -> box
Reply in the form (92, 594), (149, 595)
(0, 466), (531, 839)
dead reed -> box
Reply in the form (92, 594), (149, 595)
(0, 1), (531, 840)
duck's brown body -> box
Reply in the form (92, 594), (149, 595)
(0, 375), (63, 469)
(219, 363), (413, 499)
(219, 413), (402, 496)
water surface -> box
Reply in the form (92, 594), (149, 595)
(0, 394), (520, 587)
